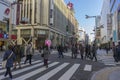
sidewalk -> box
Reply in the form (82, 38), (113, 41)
(91, 49), (120, 80)
(91, 67), (120, 80)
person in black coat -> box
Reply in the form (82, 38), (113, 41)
(57, 45), (64, 58)
(3, 45), (16, 79)
(91, 44), (97, 61)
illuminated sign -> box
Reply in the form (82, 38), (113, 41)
(67, 2), (73, 9)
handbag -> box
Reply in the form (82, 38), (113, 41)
(2, 52), (13, 68)
(2, 60), (7, 68)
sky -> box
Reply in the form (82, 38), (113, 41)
(64, 0), (103, 40)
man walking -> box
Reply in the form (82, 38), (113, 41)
(91, 44), (97, 61)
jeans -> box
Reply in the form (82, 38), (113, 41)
(24, 55), (32, 64)
(58, 52), (64, 58)
(5, 67), (12, 79)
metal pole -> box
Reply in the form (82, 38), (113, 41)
(31, 25), (35, 49)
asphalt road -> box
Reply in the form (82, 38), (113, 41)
(0, 49), (118, 80)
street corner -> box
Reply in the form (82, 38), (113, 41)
(109, 70), (120, 80)
(90, 67), (120, 80)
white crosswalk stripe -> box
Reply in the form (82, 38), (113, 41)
(0, 60), (43, 79)
(0, 59), (35, 69)
(58, 64), (80, 80)
(36, 63), (69, 80)
(0, 60), (93, 80)
(84, 64), (92, 71)
(0, 60), (41, 73)
(14, 62), (59, 80)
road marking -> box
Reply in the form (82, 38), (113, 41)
(14, 62), (59, 80)
(84, 64), (92, 71)
(58, 64), (80, 80)
(36, 63), (69, 80)
(0, 60), (42, 79)
(0, 60), (41, 73)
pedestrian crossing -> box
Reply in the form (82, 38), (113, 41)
(0, 60), (93, 80)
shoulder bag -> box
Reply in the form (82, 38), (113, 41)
(2, 52), (13, 68)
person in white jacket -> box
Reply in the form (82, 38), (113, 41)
(24, 43), (33, 65)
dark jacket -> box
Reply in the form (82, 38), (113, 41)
(43, 48), (50, 59)
(3, 50), (16, 68)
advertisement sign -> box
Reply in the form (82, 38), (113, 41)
(4, 8), (10, 15)
(67, 2), (73, 9)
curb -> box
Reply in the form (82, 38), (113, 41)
(91, 67), (120, 80)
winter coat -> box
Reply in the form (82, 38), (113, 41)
(112, 45), (117, 56)
(26, 44), (33, 55)
(3, 50), (16, 68)
(43, 48), (50, 59)
(79, 44), (84, 54)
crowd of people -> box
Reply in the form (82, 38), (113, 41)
(3, 41), (120, 80)
(56, 43), (98, 62)
(2, 42), (34, 80)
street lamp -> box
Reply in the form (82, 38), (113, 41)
(85, 15), (97, 44)
(85, 15), (96, 19)
(85, 15), (97, 30)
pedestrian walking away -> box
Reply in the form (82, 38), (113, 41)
(116, 42), (120, 61)
(112, 42), (118, 62)
(57, 45), (64, 58)
(79, 43), (84, 60)
(91, 44), (97, 61)
(71, 44), (77, 59)
(42, 45), (50, 68)
(12, 43), (22, 69)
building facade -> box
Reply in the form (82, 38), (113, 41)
(100, 0), (110, 44)
(0, 0), (17, 49)
(15, 0), (78, 49)
(110, 0), (120, 43)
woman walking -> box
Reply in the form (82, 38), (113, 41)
(24, 43), (33, 65)
(3, 45), (16, 80)
(43, 45), (50, 68)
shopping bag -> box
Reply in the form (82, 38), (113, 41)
(2, 60), (7, 68)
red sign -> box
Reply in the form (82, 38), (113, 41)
(11, 35), (17, 39)
(0, 34), (3, 38)
(67, 2), (73, 9)
(4, 8), (10, 15)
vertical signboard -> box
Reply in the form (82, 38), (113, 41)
(49, 0), (54, 25)
(112, 11), (118, 42)
(16, 4), (20, 25)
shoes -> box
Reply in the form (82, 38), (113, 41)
(18, 67), (21, 69)
(46, 65), (48, 68)
(4, 74), (7, 78)
(13, 67), (16, 70)
(9, 78), (12, 80)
